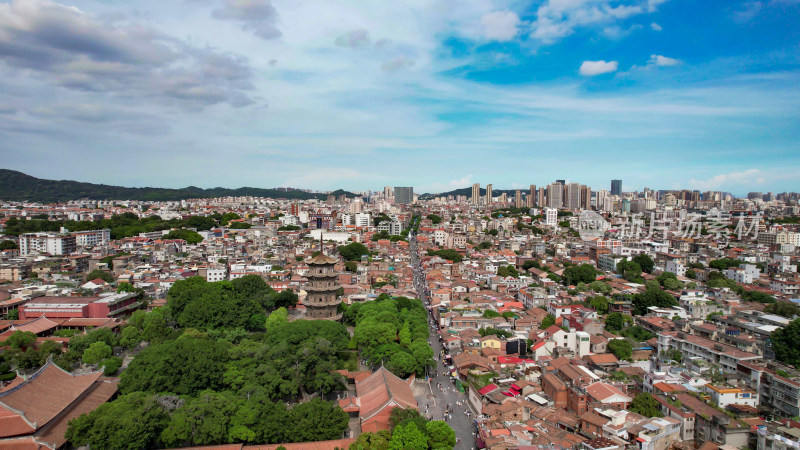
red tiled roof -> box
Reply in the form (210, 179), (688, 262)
(478, 384), (499, 395)
(0, 362), (103, 436)
(0, 405), (35, 437)
(355, 367), (416, 423)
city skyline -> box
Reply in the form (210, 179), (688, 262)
(0, 0), (798, 193)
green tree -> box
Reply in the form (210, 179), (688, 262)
(621, 326), (655, 342)
(3, 330), (36, 348)
(0, 240), (18, 250)
(102, 356), (123, 376)
(287, 399), (349, 443)
(628, 392), (663, 417)
(116, 282), (136, 293)
(82, 342), (112, 365)
(604, 312), (630, 333)
(350, 430), (392, 450)
(265, 307), (289, 328)
(765, 301), (800, 318)
(387, 352), (418, 377)
(632, 285), (678, 315)
(85, 269), (113, 283)
(616, 259), (643, 283)
(338, 242), (369, 261)
(345, 261), (358, 272)
(632, 254), (655, 274)
(163, 229), (204, 244)
(120, 337), (230, 395)
(389, 422), (428, 450)
(426, 421), (456, 449)
(773, 319), (800, 367)
(539, 314), (555, 329)
(160, 390), (243, 448)
(590, 296), (610, 314)
(563, 264), (597, 285)
(607, 339), (633, 361)
(65, 392), (171, 450)
(427, 214), (442, 224)
(743, 291), (777, 304)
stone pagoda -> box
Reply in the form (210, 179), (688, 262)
(304, 251), (342, 320)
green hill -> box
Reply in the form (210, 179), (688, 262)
(419, 187), (522, 199)
(0, 169), (356, 202)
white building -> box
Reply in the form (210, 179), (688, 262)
(354, 213), (371, 228)
(704, 384), (759, 409)
(665, 260), (686, 278)
(544, 207), (558, 228)
(19, 232), (77, 256)
(724, 264), (761, 284)
(205, 266), (227, 282)
(71, 229), (111, 247)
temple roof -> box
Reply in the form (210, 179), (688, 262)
(0, 362), (103, 437)
(307, 253), (338, 265)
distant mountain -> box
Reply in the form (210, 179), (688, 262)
(0, 169), (357, 203)
(419, 187), (523, 199)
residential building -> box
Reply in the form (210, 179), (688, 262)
(394, 187), (414, 205)
(71, 229), (111, 247)
(19, 232), (77, 256)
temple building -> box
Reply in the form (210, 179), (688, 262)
(0, 361), (118, 448)
(304, 252), (342, 320)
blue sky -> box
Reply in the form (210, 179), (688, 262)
(0, 0), (798, 195)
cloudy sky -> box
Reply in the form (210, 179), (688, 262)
(1, 0), (798, 194)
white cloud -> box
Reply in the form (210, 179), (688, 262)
(530, 0), (645, 44)
(648, 0), (669, 12)
(381, 56), (415, 72)
(650, 22), (662, 31)
(579, 60), (618, 76)
(335, 29), (371, 48)
(479, 10), (520, 41)
(420, 175), (474, 193)
(212, 0), (281, 40)
(649, 54), (681, 66)
(733, 1), (763, 23)
(689, 169), (766, 190)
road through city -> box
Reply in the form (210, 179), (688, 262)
(410, 232), (477, 450)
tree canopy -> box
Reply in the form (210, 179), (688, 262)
(607, 339), (633, 361)
(628, 392), (663, 417)
(773, 319), (800, 367)
(345, 297), (434, 378)
(632, 254), (654, 274)
(163, 229), (204, 244)
(338, 242), (369, 261)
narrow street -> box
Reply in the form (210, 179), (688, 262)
(410, 232), (477, 450)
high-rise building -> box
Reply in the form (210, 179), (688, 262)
(515, 190), (522, 208)
(537, 188), (546, 208)
(498, 192), (506, 204)
(529, 185), (537, 207)
(564, 183), (581, 210)
(472, 183), (481, 205)
(383, 186), (393, 198)
(596, 189), (610, 211)
(580, 185), (592, 210)
(394, 187), (414, 205)
(611, 179), (622, 196)
(547, 182), (563, 209)
(486, 184), (493, 206)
